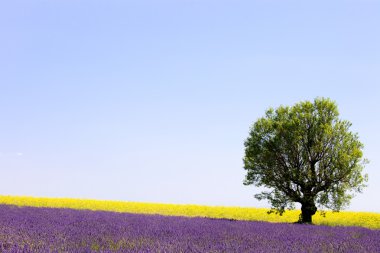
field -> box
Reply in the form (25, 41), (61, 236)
(0, 196), (379, 252)
(1, 195), (379, 229)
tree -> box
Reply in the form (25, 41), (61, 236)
(243, 97), (368, 224)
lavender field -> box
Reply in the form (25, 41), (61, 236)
(0, 205), (379, 252)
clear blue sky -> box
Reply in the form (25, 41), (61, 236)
(1, 0), (379, 212)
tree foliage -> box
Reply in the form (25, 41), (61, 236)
(243, 98), (368, 223)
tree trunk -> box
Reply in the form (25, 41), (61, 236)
(300, 202), (317, 224)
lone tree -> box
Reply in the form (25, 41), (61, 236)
(243, 97), (367, 223)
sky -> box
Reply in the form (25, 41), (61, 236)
(0, 0), (379, 212)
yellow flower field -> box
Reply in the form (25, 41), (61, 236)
(0, 195), (379, 229)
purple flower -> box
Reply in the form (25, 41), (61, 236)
(0, 205), (379, 252)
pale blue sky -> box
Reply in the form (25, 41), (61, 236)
(1, 0), (379, 212)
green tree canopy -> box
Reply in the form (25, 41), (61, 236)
(243, 97), (368, 223)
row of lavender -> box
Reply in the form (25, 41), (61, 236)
(0, 204), (379, 252)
